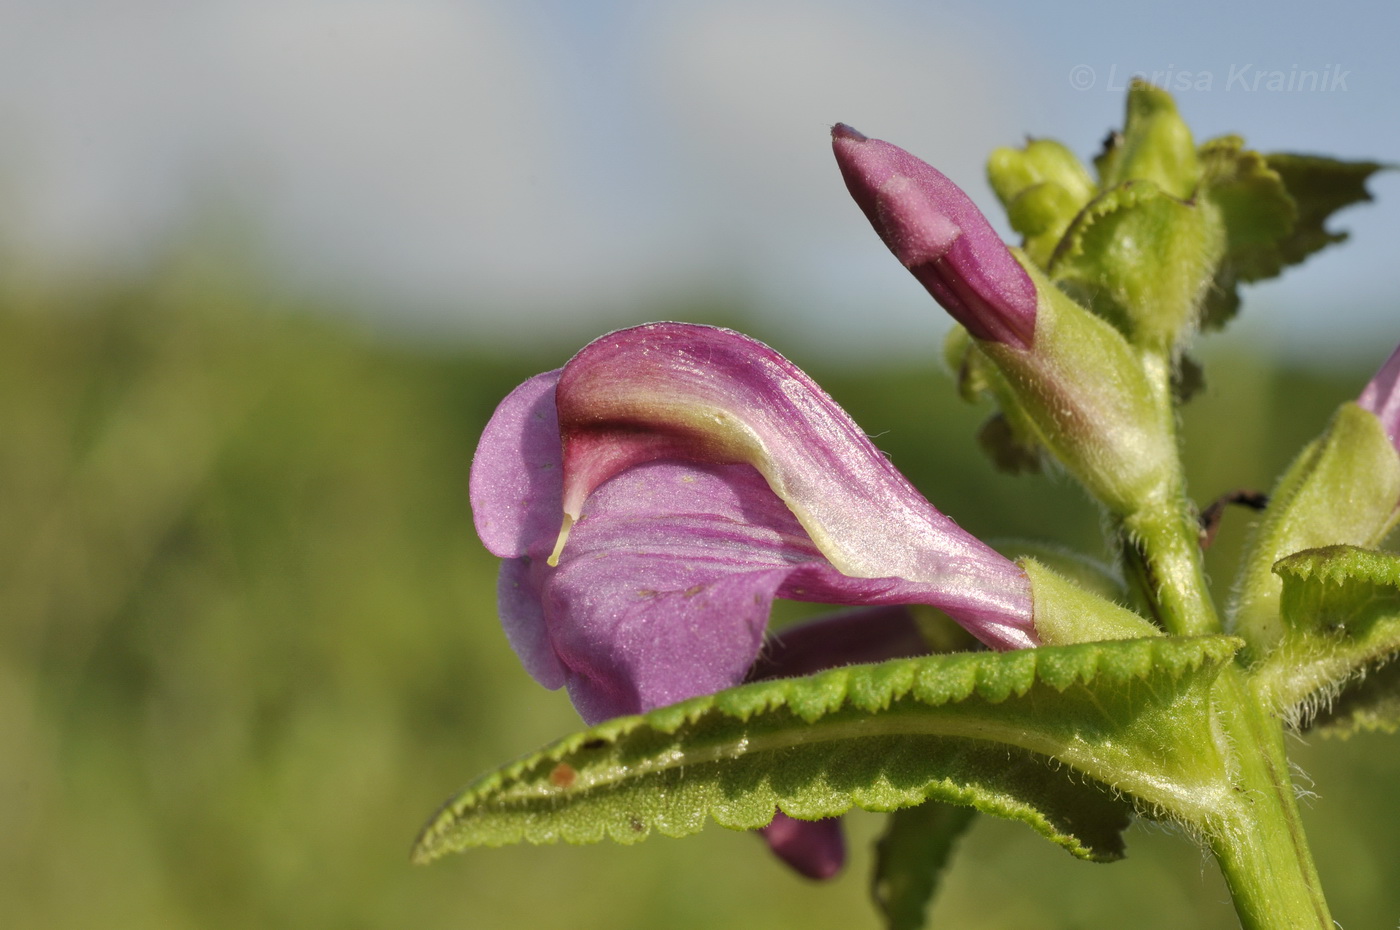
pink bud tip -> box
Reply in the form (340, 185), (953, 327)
(832, 124), (1037, 349)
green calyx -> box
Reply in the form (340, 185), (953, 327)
(1050, 177), (1220, 353)
(1256, 546), (1400, 735)
(1231, 403), (1400, 656)
(1022, 558), (1161, 645)
(974, 256), (1177, 517)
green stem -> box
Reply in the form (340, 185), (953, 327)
(1120, 496), (1219, 637)
(1204, 670), (1333, 930)
(1126, 498), (1334, 926)
(1119, 349), (1221, 638)
(1115, 380), (1332, 927)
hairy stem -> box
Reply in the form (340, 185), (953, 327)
(1118, 350), (1221, 638)
(1203, 670), (1332, 930)
(1120, 494), (1220, 637)
(1114, 377), (1332, 927)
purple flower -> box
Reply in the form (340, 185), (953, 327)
(470, 322), (1034, 879)
(1359, 343), (1400, 451)
(832, 123), (1037, 349)
(470, 323), (1033, 725)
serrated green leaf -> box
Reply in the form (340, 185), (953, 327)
(1195, 143), (1385, 332)
(872, 802), (977, 930)
(1199, 136), (1298, 280)
(1276, 543), (1400, 588)
(1256, 546), (1400, 727)
(1196, 135), (1298, 331)
(413, 637), (1242, 867)
(1266, 153), (1386, 267)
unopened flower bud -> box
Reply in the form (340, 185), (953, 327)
(1231, 343), (1400, 651)
(832, 123), (1037, 349)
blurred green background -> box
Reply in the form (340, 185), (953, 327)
(2, 250), (1397, 930)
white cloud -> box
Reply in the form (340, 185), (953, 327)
(0, 0), (695, 334)
(5, 0), (1388, 359)
(208, 1), (565, 299)
(0, 0), (1028, 353)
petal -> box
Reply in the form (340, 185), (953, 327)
(544, 461), (972, 720)
(469, 370), (564, 559)
(1358, 342), (1400, 451)
(832, 123), (1037, 348)
(747, 605), (931, 681)
(544, 459), (1030, 724)
(497, 557), (565, 690)
(545, 460), (809, 723)
(552, 557), (790, 724)
(552, 323), (1034, 644)
(758, 813), (846, 880)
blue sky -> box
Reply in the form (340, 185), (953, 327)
(2, 0), (1396, 362)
